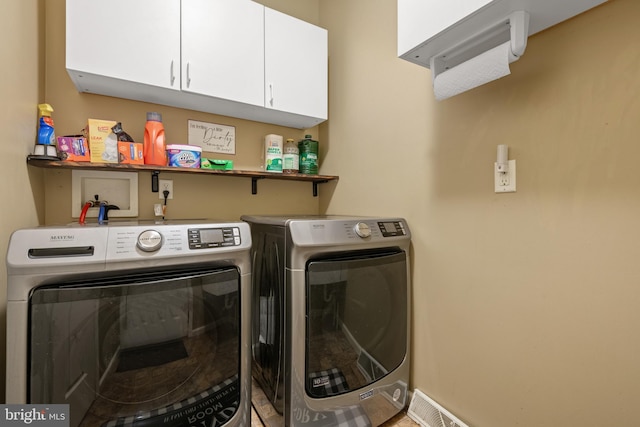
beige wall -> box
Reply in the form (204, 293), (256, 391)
(320, 0), (640, 425)
(0, 0), (45, 403)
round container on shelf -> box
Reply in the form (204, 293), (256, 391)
(166, 144), (202, 168)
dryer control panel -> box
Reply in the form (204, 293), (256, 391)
(377, 221), (407, 237)
(285, 217), (411, 247)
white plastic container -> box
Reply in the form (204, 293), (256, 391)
(263, 134), (283, 173)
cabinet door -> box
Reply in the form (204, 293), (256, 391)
(397, 0), (493, 56)
(181, 0), (264, 107)
(264, 8), (328, 121)
(66, 0), (180, 90)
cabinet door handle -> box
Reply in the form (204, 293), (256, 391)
(186, 62), (191, 88)
(170, 60), (176, 86)
(269, 83), (274, 107)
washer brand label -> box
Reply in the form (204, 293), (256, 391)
(49, 235), (74, 241)
(359, 389), (374, 400)
(1, 405), (69, 427)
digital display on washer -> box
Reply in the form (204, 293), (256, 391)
(188, 227), (239, 249)
(200, 229), (224, 244)
(378, 221), (406, 237)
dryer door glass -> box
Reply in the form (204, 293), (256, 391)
(29, 266), (240, 427)
(305, 249), (408, 398)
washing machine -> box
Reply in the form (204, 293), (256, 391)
(241, 215), (411, 427)
(5, 220), (252, 427)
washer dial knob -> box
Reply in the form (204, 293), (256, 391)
(353, 222), (371, 238)
(137, 229), (163, 252)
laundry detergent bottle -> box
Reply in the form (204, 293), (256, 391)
(143, 112), (167, 166)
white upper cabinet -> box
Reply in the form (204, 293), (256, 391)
(66, 0), (328, 129)
(398, 0), (608, 68)
(181, 0), (264, 107)
(265, 8), (328, 124)
(66, 0), (181, 91)
(397, 0), (491, 58)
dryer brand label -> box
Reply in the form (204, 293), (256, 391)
(359, 389), (374, 400)
(312, 376), (330, 388)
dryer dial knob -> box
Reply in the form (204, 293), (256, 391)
(137, 230), (163, 252)
(353, 222), (371, 238)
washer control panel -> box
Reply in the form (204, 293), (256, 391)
(377, 221), (407, 237)
(103, 222), (249, 261)
(188, 227), (241, 249)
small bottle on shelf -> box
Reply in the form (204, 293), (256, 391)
(282, 138), (299, 174)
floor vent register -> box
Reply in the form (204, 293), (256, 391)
(407, 389), (469, 427)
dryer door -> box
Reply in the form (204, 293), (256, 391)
(250, 227), (286, 413)
(305, 249), (408, 398)
(29, 265), (241, 427)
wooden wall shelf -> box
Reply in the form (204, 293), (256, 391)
(27, 157), (339, 197)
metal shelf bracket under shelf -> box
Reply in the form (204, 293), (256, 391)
(251, 176), (328, 197)
(152, 171), (160, 193)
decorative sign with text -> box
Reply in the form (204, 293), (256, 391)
(187, 120), (236, 154)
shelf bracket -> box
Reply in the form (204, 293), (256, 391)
(313, 180), (328, 197)
(151, 171), (160, 193)
(251, 177), (265, 195)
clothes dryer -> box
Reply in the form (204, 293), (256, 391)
(6, 220), (252, 427)
(242, 215), (411, 427)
